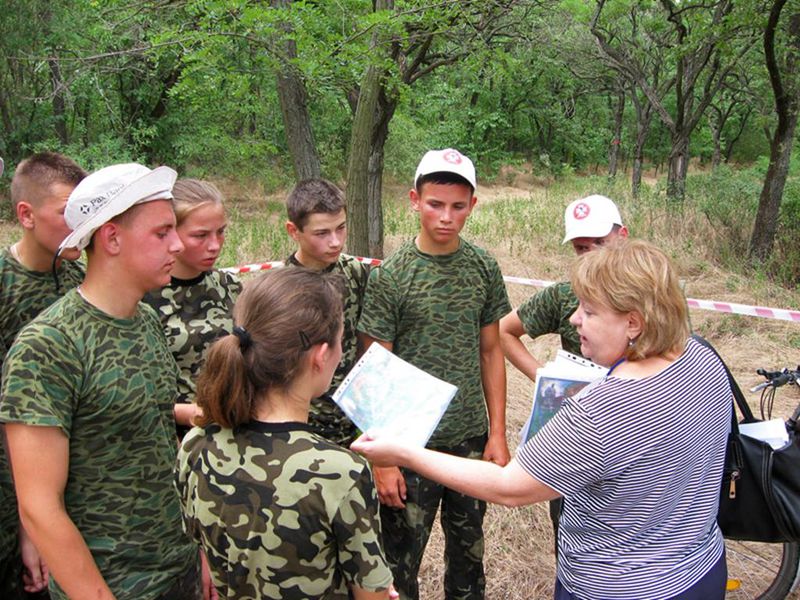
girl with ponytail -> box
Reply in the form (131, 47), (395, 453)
(176, 267), (393, 600)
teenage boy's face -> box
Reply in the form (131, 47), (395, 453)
(117, 199), (184, 291)
(410, 182), (476, 254)
(286, 209), (346, 270)
(570, 227), (628, 256)
(26, 182), (81, 260)
(175, 202), (227, 278)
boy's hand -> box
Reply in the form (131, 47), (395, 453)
(19, 525), (49, 593)
(482, 434), (510, 466)
(200, 548), (219, 600)
(372, 466), (407, 508)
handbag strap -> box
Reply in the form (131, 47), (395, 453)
(691, 334), (756, 424)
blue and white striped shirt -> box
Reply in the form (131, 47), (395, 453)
(517, 337), (731, 599)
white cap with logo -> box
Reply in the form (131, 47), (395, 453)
(414, 148), (477, 190)
(562, 194), (623, 243)
(59, 163), (177, 253)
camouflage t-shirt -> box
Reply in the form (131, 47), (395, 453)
(358, 239), (511, 447)
(286, 253), (369, 445)
(0, 290), (197, 600)
(0, 247), (84, 564)
(176, 421), (392, 600)
(143, 269), (242, 404)
(516, 281), (582, 356)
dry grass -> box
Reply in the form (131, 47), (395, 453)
(1, 176), (798, 598)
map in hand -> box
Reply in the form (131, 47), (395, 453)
(332, 343), (458, 447)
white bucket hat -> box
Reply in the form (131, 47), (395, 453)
(59, 163), (177, 252)
(562, 195), (623, 243)
(414, 148), (477, 190)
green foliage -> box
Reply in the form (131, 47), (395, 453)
(767, 176), (800, 287)
(686, 164), (761, 261)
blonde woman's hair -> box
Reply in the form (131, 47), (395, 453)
(172, 178), (224, 225)
(570, 239), (689, 361)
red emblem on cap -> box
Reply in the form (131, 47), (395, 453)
(573, 202), (590, 220)
(442, 150), (462, 164)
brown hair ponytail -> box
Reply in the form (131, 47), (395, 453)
(195, 267), (344, 428)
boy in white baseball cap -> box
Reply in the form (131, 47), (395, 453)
(358, 148), (511, 598)
(562, 194), (627, 254)
(0, 163), (207, 600)
(499, 193), (627, 556)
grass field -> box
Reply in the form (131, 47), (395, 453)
(1, 173), (798, 598)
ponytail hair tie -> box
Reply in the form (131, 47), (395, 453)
(232, 326), (252, 352)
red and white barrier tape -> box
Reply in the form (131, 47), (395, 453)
(222, 258), (800, 323)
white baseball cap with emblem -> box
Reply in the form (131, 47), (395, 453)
(414, 148), (477, 190)
(562, 194), (623, 243)
(58, 163), (177, 253)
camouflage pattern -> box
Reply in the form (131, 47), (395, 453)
(287, 253), (369, 446)
(0, 290), (197, 600)
(0, 247), (84, 577)
(358, 239), (511, 447)
(176, 421), (392, 600)
(381, 435), (488, 600)
(143, 269), (242, 405)
(516, 281), (581, 356)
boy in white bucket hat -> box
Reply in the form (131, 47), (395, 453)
(0, 163), (206, 600)
(498, 194), (627, 557)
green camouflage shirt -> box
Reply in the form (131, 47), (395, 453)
(516, 281), (582, 356)
(0, 290), (196, 599)
(176, 421), (392, 600)
(0, 247), (84, 563)
(143, 269), (242, 404)
(358, 239), (511, 447)
(286, 253), (369, 445)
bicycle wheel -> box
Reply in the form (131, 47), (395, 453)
(725, 539), (800, 599)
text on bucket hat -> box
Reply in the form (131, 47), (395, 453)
(562, 194), (623, 244)
(414, 148), (477, 190)
(59, 163), (177, 252)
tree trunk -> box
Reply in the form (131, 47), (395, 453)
(749, 3), (799, 262)
(49, 57), (68, 145)
(272, 0), (321, 181)
(276, 68), (322, 180)
(750, 113), (799, 261)
(666, 133), (689, 202)
(365, 90), (399, 258)
(708, 110), (723, 169)
(608, 90), (625, 179)
(629, 88), (653, 199)
(346, 63), (382, 257)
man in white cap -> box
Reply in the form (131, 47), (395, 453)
(0, 164), (205, 600)
(498, 194), (627, 554)
(359, 148), (511, 599)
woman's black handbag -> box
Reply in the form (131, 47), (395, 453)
(694, 335), (800, 543)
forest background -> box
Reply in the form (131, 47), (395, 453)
(0, 0), (799, 287)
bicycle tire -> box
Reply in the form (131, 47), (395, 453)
(725, 539), (800, 599)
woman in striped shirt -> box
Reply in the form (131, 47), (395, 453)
(353, 239), (730, 600)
